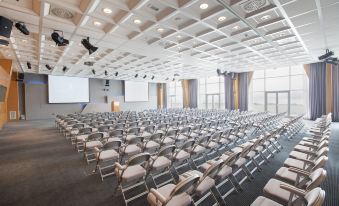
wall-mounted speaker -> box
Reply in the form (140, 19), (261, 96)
(0, 16), (13, 38)
(105, 80), (109, 87)
(17, 73), (24, 82)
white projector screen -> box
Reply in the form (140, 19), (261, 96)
(48, 75), (89, 103)
(124, 81), (149, 102)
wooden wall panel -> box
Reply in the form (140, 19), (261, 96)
(7, 72), (19, 120)
(0, 59), (13, 129)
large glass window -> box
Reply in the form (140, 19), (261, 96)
(168, 82), (183, 108)
(198, 76), (224, 109)
(249, 65), (307, 115)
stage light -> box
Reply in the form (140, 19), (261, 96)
(143, 75), (147, 79)
(92, 69), (96, 75)
(104, 70), (108, 76)
(135, 74), (138, 78)
(115, 72), (118, 76)
(62, 66), (68, 72)
(45, 64), (53, 70)
(51, 30), (69, 46)
(151, 76), (154, 80)
(27, 61), (31, 69)
(15, 22), (29, 35)
(81, 37), (98, 55)
(318, 49), (334, 60)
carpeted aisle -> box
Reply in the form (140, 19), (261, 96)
(0, 120), (338, 206)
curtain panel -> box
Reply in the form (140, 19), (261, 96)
(238, 72), (248, 111)
(309, 62), (327, 120)
(332, 64), (339, 121)
(188, 79), (198, 108)
(224, 74), (234, 110)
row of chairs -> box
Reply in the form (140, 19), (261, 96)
(250, 113), (331, 206)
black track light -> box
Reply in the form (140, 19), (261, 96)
(318, 49), (334, 60)
(135, 74), (138, 78)
(115, 72), (118, 76)
(81, 37), (98, 55)
(45, 64), (53, 70)
(27, 61), (31, 69)
(92, 69), (96, 75)
(51, 30), (69, 46)
(172, 78), (175, 81)
(62, 66), (68, 72)
(15, 22), (29, 35)
(104, 70), (108, 76)
(165, 77), (169, 80)
(151, 76), (155, 80)
(217, 68), (221, 76)
(143, 75), (147, 79)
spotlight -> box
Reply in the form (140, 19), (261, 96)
(325, 57), (338, 65)
(104, 70), (108, 76)
(92, 69), (96, 75)
(172, 78), (175, 81)
(143, 75), (147, 79)
(62, 66), (68, 72)
(45, 64), (53, 70)
(15, 22), (29, 35)
(165, 77), (169, 80)
(27, 61), (31, 69)
(135, 74), (138, 78)
(217, 69), (221, 76)
(115, 72), (118, 76)
(318, 49), (334, 60)
(51, 30), (69, 46)
(151, 76), (154, 80)
(81, 37), (98, 55)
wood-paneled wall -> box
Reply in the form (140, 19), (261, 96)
(0, 59), (13, 129)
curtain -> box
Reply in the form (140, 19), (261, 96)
(309, 62), (327, 120)
(238, 72), (248, 111)
(303, 64), (311, 119)
(224, 74), (234, 110)
(163, 83), (167, 109)
(332, 64), (339, 121)
(181, 80), (189, 108)
(188, 79), (198, 108)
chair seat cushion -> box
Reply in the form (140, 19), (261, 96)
(86, 141), (103, 149)
(162, 137), (175, 145)
(196, 176), (215, 196)
(263, 179), (296, 204)
(125, 134), (137, 141)
(98, 149), (119, 161)
(174, 150), (190, 162)
(121, 145), (141, 156)
(289, 151), (311, 160)
(192, 145), (206, 155)
(145, 141), (160, 149)
(275, 167), (299, 184)
(246, 151), (256, 159)
(219, 138), (229, 145)
(283, 158), (306, 170)
(207, 141), (218, 149)
(234, 157), (247, 167)
(150, 156), (171, 171)
(116, 165), (146, 183)
(251, 196), (283, 206)
(147, 184), (192, 206)
(216, 165), (232, 180)
(77, 135), (88, 142)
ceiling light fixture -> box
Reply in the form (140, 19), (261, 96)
(261, 15), (271, 21)
(157, 28), (164, 33)
(134, 19), (142, 24)
(218, 16), (226, 22)
(62, 66), (68, 72)
(177, 35), (182, 39)
(143, 75), (147, 79)
(93, 21), (102, 26)
(15, 22), (29, 35)
(103, 8), (112, 14)
(92, 69), (96, 75)
(200, 3), (208, 10)
(115, 72), (118, 76)
(151, 76), (155, 80)
(51, 30), (69, 46)
(233, 25), (240, 30)
(135, 74), (138, 78)
(104, 70), (108, 76)
(45, 64), (53, 70)
(22, 39), (27, 43)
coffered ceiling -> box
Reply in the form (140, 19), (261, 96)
(0, 0), (338, 81)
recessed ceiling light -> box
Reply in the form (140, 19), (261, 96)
(103, 8), (112, 14)
(177, 35), (182, 38)
(50, 44), (56, 47)
(233, 25), (240, 30)
(200, 3), (208, 10)
(22, 39), (27, 43)
(134, 19), (142, 24)
(93, 21), (102, 26)
(261, 15), (271, 21)
(157, 28), (164, 33)
(218, 16), (226, 22)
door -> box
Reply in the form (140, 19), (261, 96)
(265, 91), (290, 115)
(206, 94), (220, 109)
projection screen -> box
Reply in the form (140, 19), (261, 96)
(124, 81), (149, 102)
(48, 75), (89, 103)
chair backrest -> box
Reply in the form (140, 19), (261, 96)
(114, 123), (125, 129)
(127, 153), (150, 166)
(181, 139), (195, 150)
(144, 125), (155, 133)
(79, 127), (92, 134)
(315, 147), (329, 157)
(304, 188), (325, 206)
(203, 159), (224, 179)
(312, 156), (328, 171)
(222, 151), (240, 166)
(179, 127), (191, 134)
(211, 131), (222, 140)
(149, 133), (162, 141)
(239, 144), (252, 158)
(127, 127), (140, 135)
(168, 174), (200, 199)
(98, 125), (110, 132)
(127, 136), (143, 144)
(87, 133), (104, 141)
(306, 168), (327, 190)
(104, 139), (122, 150)
(158, 145), (176, 157)
(73, 123), (85, 129)
(166, 129), (178, 137)
(109, 129), (124, 137)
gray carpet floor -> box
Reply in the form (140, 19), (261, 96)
(0, 120), (337, 206)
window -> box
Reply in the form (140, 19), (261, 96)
(249, 65), (307, 115)
(198, 76), (224, 109)
(168, 82), (183, 108)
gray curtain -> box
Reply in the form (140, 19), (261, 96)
(163, 83), (167, 109)
(309, 62), (326, 120)
(224, 74), (234, 110)
(188, 79), (198, 108)
(238, 72), (248, 111)
(332, 64), (339, 121)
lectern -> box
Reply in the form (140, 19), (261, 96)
(111, 101), (120, 112)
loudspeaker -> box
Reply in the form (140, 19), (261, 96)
(0, 16), (13, 38)
(17, 73), (24, 82)
(105, 80), (109, 87)
(104, 96), (108, 103)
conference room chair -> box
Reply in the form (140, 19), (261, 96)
(93, 139), (121, 181)
(172, 139), (195, 175)
(147, 173), (200, 206)
(119, 136), (144, 163)
(142, 133), (162, 155)
(83, 133), (105, 163)
(251, 187), (325, 206)
(146, 145), (176, 188)
(160, 129), (179, 146)
(124, 127), (141, 142)
(115, 153), (151, 205)
(141, 125), (155, 138)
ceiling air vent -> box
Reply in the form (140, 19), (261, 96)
(240, 0), (267, 13)
(50, 6), (74, 19)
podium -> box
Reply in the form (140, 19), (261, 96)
(111, 101), (120, 112)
